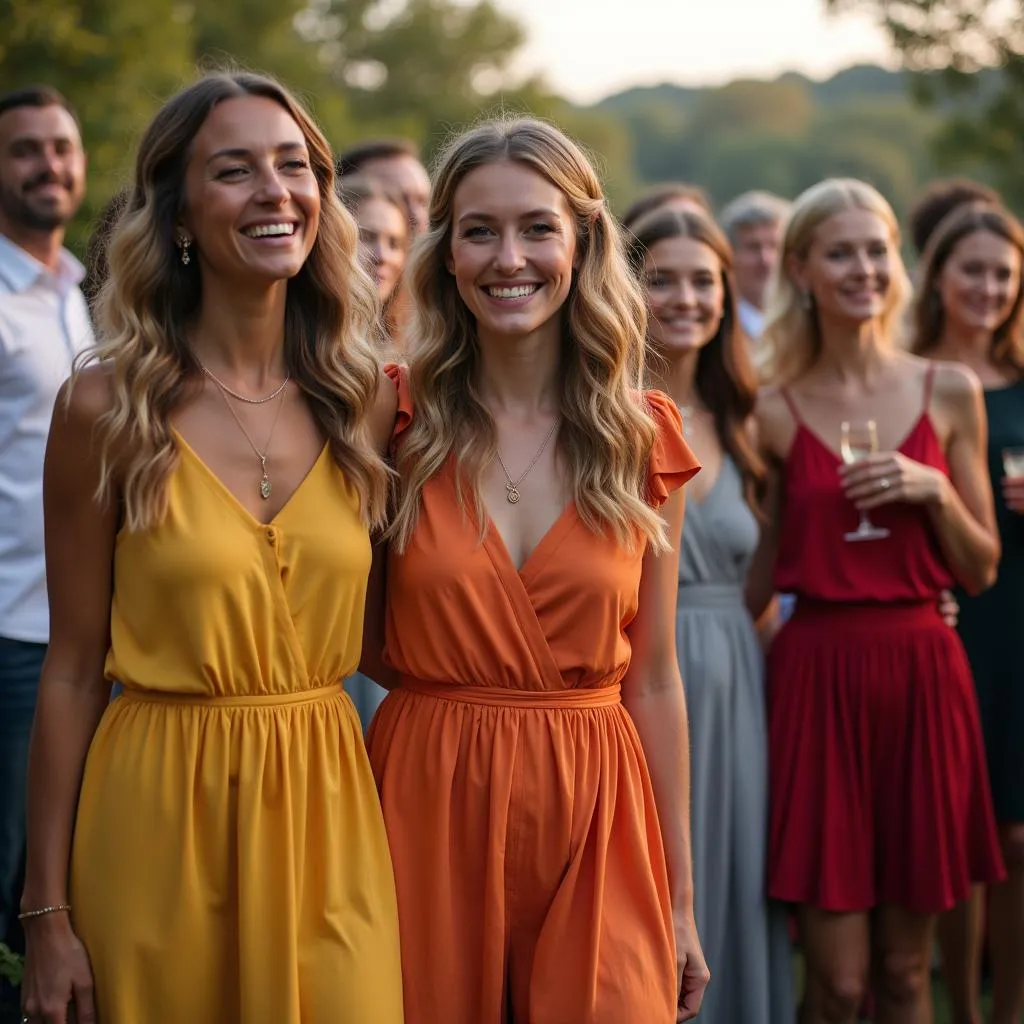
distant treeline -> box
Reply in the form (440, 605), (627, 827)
(587, 64), (1002, 219)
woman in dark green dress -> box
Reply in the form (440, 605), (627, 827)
(914, 202), (1024, 1024)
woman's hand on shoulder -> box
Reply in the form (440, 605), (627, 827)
(368, 365), (399, 458)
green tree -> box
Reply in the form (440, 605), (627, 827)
(0, 0), (195, 247)
(825, 0), (1024, 206)
(686, 79), (815, 142)
(1, 0), (579, 253)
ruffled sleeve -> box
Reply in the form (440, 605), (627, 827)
(384, 362), (413, 446)
(644, 389), (701, 509)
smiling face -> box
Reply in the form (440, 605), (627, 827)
(643, 235), (725, 358)
(355, 195), (408, 302)
(180, 95), (320, 286)
(0, 103), (86, 234)
(937, 228), (1022, 336)
(447, 159), (577, 347)
(795, 207), (894, 327)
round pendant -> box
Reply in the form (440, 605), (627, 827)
(260, 477), (272, 500)
(506, 485), (520, 504)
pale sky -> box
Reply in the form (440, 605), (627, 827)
(498, 0), (897, 103)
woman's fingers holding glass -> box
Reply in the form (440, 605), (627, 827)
(1002, 476), (1024, 513)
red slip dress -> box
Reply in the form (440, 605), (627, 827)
(766, 366), (1005, 914)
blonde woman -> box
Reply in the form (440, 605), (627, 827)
(362, 118), (709, 1023)
(749, 178), (1003, 1024)
(913, 202), (1024, 1024)
(19, 73), (403, 1023)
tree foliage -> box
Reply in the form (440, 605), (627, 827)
(0, 0), (636, 252)
(598, 70), (939, 218)
(825, 0), (1024, 207)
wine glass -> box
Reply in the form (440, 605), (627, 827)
(1003, 446), (1024, 480)
(841, 420), (890, 542)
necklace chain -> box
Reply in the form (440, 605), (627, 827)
(202, 366), (289, 501)
(198, 360), (290, 404)
(675, 402), (709, 439)
(495, 419), (560, 505)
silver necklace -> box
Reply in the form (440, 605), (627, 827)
(495, 420), (560, 504)
(197, 359), (291, 404)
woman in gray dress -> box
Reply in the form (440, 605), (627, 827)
(629, 205), (795, 1024)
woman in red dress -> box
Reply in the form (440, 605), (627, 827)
(748, 178), (1004, 1024)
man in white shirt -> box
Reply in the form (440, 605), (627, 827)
(0, 86), (91, 976)
(719, 191), (791, 355)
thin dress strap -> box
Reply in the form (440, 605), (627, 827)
(923, 363), (937, 413)
(779, 387), (802, 425)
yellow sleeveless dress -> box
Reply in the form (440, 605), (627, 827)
(69, 433), (404, 1023)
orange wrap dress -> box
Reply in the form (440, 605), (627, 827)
(68, 433), (405, 1023)
(367, 367), (699, 1023)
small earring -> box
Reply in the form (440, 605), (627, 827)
(801, 290), (813, 311)
(178, 237), (192, 266)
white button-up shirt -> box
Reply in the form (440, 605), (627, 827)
(0, 233), (94, 643)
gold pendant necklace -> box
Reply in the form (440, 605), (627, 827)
(495, 419), (560, 504)
(201, 366), (289, 500)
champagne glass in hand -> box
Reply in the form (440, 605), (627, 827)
(841, 420), (890, 542)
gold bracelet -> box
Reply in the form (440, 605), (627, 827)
(17, 904), (71, 921)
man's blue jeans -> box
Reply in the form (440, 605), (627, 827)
(0, 637), (46, 953)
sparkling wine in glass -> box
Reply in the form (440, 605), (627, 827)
(841, 420), (890, 542)
(1003, 446), (1024, 480)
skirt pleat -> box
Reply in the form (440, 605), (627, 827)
(767, 600), (1005, 914)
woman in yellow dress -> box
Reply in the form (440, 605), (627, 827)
(18, 72), (404, 1023)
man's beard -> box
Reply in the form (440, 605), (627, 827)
(0, 175), (77, 232)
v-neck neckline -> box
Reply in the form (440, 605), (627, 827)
(690, 456), (726, 508)
(173, 428), (330, 528)
(482, 499), (578, 581)
(795, 412), (930, 464)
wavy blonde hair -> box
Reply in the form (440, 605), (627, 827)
(389, 117), (667, 553)
(82, 71), (387, 530)
(761, 178), (912, 385)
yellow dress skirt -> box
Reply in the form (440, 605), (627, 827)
(69, 436), (404, 1023)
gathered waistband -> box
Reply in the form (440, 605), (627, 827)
(677, 582), (745, 609)
(400, 678), (622, 709)
(118, 683), (343, 708)
(789, 598), (943, 628)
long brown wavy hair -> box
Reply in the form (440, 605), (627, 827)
(628, 206), (766, 515)
(82, 71), (387, 530)
(389, 117), (669, 553)
(912, 202), (1024, 374)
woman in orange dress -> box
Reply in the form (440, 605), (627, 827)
(362, 118), (710, 1023)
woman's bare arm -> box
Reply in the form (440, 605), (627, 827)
(20, 370), (120, 1022)
(622, 488), (709, 1021)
